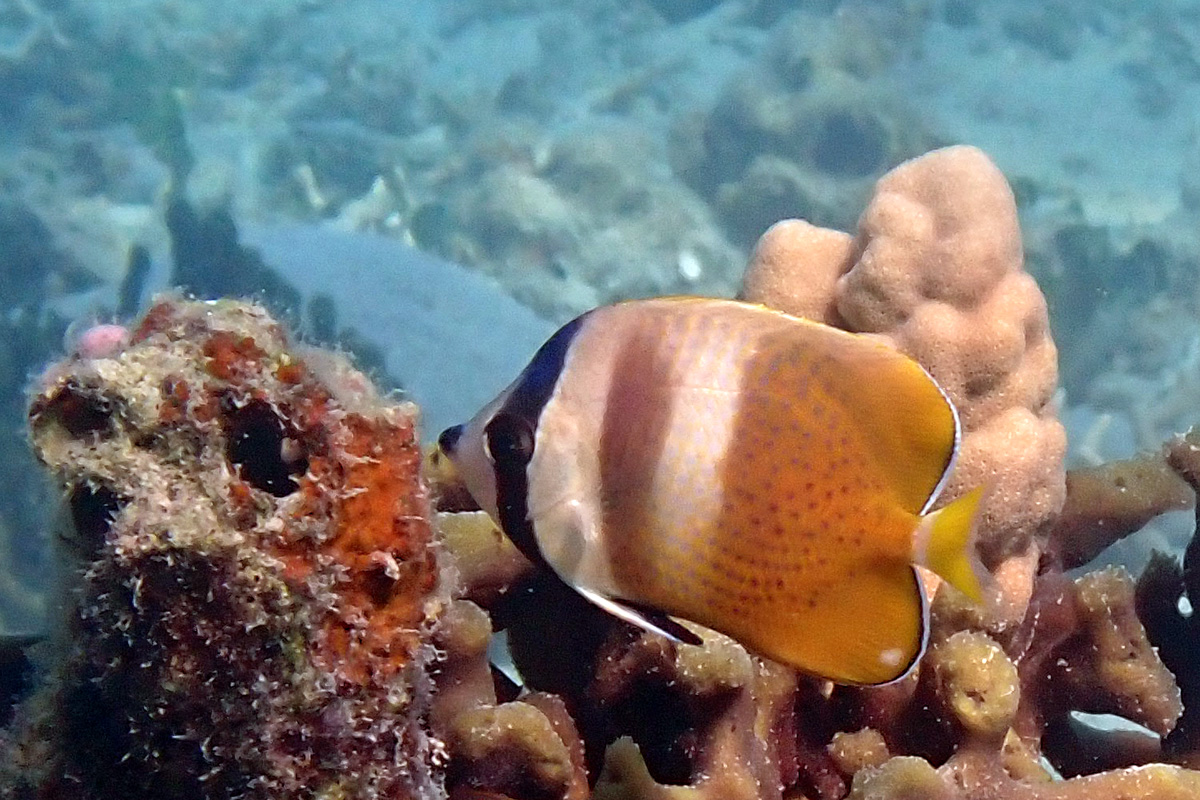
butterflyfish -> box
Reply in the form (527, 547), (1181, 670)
(438, 297), (986, 685)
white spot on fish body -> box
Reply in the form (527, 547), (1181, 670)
(879, 648), (903, 668)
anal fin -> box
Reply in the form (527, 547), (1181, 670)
(575, 585), (704, 646)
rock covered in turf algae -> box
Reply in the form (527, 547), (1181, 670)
(4, 297), (447, 799)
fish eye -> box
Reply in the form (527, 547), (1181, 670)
(438, 424), (463, 454)
(484, 412), (535, 468)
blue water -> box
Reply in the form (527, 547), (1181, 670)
(1, 0), (1199, 629)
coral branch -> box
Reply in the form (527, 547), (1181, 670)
(1052, 451), (1193, 570)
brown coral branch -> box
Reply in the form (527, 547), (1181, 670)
(1137, 429), (1200, 769)
(1051, 449), (1193, 570)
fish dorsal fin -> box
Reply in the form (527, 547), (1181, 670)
(832, 344), (958, 514)
(756, 318), (959, 515)
(575, 586), (704, 646)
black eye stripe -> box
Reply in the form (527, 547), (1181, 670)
(485, 309), (589, 571)
(503, 311), (587, 419)
(485, 412), (542, 567)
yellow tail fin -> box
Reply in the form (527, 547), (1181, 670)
(918, 486), (986, 602)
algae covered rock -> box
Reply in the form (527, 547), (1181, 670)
(4, 297), (448, 800)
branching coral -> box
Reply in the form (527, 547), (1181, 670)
(1137, 431), (1200, 770)
(430, 597), (590, 800)
(1051, 448), (1193, 570)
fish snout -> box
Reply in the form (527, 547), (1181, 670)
(437, 424), (464, 456)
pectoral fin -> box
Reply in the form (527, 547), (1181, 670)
(575, 585), (704, 646)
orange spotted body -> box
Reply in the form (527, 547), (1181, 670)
(441, 297), (985, 685)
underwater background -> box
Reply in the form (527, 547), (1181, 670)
(0, 0), (1198, 652)
(6, 2), (1200, 798)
